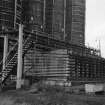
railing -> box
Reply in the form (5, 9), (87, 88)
(0, 32), (35, 75)
(24, 29), (101, 57)
(0, 42), (18, 69)
(0, 29), (101, 72)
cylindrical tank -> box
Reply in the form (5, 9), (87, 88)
(66, 0), (85, 45)
(71, 0), (85, 45)
(0, 0), (22, 31)
(45, 0), (65, 40)
(22, 0), (44, 32)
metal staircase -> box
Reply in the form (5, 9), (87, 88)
(0, 34), (34, 87)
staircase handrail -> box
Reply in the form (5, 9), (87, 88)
(0, 42), (18, 67)
(0, 33), (33, 70)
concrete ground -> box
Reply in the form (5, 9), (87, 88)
(0, 89), (105, 105)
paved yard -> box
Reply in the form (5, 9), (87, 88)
(0, 89), (105, 105)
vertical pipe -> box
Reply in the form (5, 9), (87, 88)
(14, 0), (17, 28)
(71, 0), (73, 41)
(3, 35), (8, 70)
(52, 0), (54, 38)
(16, 24), (23, 89)
(43, 0), (46, 31)
(64, 0), (66, 40)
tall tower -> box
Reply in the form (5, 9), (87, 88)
(45, 0), (85, 45)
(66, 0), (85, 46)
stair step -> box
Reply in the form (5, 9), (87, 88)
(8, 60), (17, 63)
(6, 65), (15, 68)
(9, 62), (16, 65)
(3, 69), (11, 71)
(7, 62), (15, 66)
(5, 68), (13, 72)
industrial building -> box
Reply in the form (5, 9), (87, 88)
(0, 0), (105, 89)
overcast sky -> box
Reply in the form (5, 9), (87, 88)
(86, 0), (105, 57)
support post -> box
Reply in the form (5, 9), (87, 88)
(3, 35), (8, 70)
(16, 24), (23, 89)
(2, 35), (8, 81)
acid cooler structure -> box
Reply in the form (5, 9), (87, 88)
(0, 0), (105, 90)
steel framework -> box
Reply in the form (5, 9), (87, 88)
(0, 27), (104, 89)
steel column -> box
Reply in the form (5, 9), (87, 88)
(3, 35), (8, 70)
(16, 24), (23, 89)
